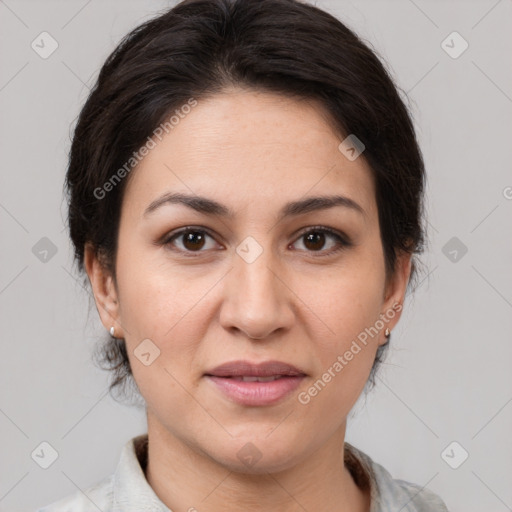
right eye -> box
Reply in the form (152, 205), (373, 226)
(162, 227), (220, 255)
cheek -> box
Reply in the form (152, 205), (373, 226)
(115, 233), (211, 337)
(296, 286), (382, 420)
(297, 259), (385, 395)
(302, 262), (385, 345)
(115, 244), (218, 387)
(119, 276), (203, 416)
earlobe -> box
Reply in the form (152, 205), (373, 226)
(84, 243), (122, 337)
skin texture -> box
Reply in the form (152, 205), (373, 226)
(85, 88), (411, 512)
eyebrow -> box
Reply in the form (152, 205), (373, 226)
(143, 192), (365, 220)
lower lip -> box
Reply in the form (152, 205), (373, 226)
(205, 375), (305, 406)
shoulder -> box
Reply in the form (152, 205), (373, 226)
(35, 434), (156, 512)
(385, 477), (450, 512)
(35, 473), (114, 512)
(345, 442), (450, 512)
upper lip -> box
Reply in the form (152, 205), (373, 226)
(204, 360), (307, 377)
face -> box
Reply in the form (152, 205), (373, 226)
(86, 88), (411, 473)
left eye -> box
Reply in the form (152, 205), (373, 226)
(291, 227), (349, 255)
(163, 226), (350, 256)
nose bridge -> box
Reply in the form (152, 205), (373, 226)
(235, 236), (282, 306)
(220, 235), (292, 338)
(238, 245), (278, 299)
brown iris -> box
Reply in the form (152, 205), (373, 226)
(302, 231), (326, 251)
(182, 231), (206, 251)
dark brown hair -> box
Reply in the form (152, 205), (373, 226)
(65, 0), (426, 404)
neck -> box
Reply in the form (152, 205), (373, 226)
(144, 412), (370, 512)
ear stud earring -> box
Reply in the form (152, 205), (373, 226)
(110, 326), (115, 337)
(384, 328), (390, 337)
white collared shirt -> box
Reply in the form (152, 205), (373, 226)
(36, 434), (449, 511)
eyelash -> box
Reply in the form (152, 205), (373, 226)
(161, 225), (352, 258)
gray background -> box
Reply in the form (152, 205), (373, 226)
(1, 0), (511, 510)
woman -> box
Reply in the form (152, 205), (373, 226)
(38, 0), (449, 510)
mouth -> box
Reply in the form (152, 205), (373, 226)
(220, 375), (289, 382)
(204, 360), (307, 406)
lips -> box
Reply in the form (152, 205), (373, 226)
(204, 360), (307, 406)
(204, 359), (307, 378)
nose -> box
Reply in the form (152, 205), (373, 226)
(219, 244), (295, 340)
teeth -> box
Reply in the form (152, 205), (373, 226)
(231, 375), (283, 382)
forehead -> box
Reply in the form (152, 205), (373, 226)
(121, 89), (377, 222)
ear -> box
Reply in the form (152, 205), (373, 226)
(84, 243), (124, 338)
(378, 250), (412, 346)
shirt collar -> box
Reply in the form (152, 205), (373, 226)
(113, 434), (171, 511)
(345, 442), (435, 512)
